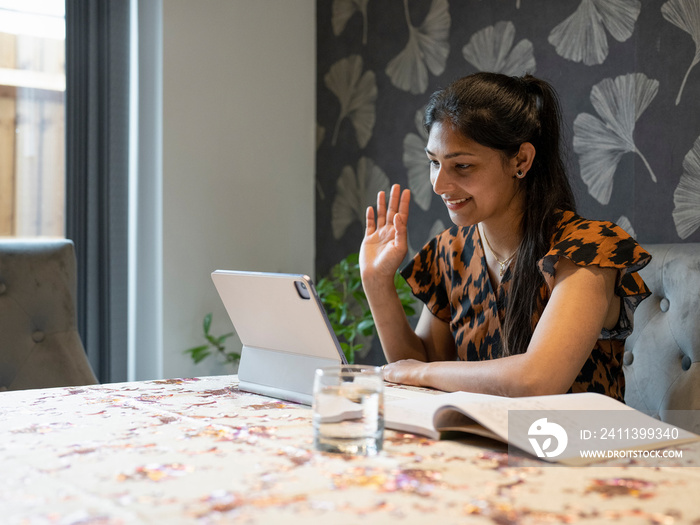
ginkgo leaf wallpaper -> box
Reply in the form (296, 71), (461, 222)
(315, 0), (700, 363)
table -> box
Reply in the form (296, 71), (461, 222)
(2, 375), (699, 524)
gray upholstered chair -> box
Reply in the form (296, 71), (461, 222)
(0, 239), (97, 390)
(624, 243), (700, 432)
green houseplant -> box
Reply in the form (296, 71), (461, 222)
(315, 253), (416, 364)
(184, 252), (416, 366)
(183, 312), (239, 365)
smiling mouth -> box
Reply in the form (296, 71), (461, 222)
(444, 197), (470, 207)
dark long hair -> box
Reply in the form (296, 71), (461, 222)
(423, 72), (576, 357)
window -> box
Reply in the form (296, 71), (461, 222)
(0, 0), (65, 237)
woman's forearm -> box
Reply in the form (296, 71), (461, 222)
(420, 355), (538, 396)
(387, 352), (568, 397)
(363, 274), (428, 363)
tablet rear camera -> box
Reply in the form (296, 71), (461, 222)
(294, 280), (311, 300)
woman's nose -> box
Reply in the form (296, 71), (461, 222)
(431, 165), (452, 195)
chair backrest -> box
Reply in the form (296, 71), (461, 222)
(0, 239), (97, 390)
(624, 243), (700, 432)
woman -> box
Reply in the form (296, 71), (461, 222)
(359, 72), (651, 401)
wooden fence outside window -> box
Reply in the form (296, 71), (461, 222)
(0, 31), (65, 237)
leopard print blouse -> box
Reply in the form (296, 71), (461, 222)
(400, 210), (652, 401)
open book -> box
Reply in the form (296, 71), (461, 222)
(384, 390), (700, 465)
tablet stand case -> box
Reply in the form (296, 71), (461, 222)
(211, 271), (346, 405)
(238, 347), (340, 405)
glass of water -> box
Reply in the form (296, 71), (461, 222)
(312, 365), (384, 455)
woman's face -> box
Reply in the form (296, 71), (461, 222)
(426, 120), (525, 228)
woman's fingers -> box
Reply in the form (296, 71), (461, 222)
(393, 188), (411, 243)
(398, 188), (411, 217)
(393, 214), (406, 251)
(372, 185), (410, 234)
(375, 190), (387, 229)
(386, 184), (401, 225)
(365, 205), (376, 236)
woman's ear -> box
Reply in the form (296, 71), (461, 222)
(515, 142), (536, 176)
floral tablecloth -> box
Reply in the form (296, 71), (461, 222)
(1, 375), (699, 524)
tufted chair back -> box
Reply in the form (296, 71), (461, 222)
(624, 243), (700, 432)
(0, 239), (97, 391)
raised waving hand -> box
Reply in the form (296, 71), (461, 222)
(359, 184), (411, 284)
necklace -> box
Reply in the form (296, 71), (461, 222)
(479, 224), (516, 277)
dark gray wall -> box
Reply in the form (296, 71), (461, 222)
(316, 0), (700, 362)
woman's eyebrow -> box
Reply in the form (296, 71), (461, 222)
(424, 147), (476, 159)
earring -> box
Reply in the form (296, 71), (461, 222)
(515, 170), (525, 179)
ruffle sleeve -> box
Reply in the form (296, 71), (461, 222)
(537, 211), (652, 339)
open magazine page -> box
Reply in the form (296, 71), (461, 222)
(433, 392), (640, 445)
(504, 395), (700, 464)
(383, 383), (443, 402)
(385, 390), (700, 464)
(384, 390), (505, 440)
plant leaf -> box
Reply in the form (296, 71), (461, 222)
(331, 156), (391, 239)
(462, 20), (536, 75)
(572, 113), (626, 205)
(185, 345), (212, 364)
(616, 215), (636, 238)
(316, 252), (421, 363)
(325, 55), (377, 147)
(416, 0), (451, 76)
(548, 0), (640, 66)
(214, 332), (235, 346)
(402, 107), (434, 212)
(573, 73), (659, 204)
(203, 312), (212, 335)
(185, 344), (209, 355)
(597, 0), (642, 42)
(357, 318), (375, 336)
(673, 135), (700, 239)
(225, 352), (241, 364)
(662, 0), (700, 105)
(385, 0), (451, 94)
(339, 341), (355, 363)
(332, 0), (369, 44)
(403, 304), (417, 317)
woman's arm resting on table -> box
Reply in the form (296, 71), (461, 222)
(383, 257), (620, 397)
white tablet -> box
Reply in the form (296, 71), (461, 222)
(211, 270), (347, 404)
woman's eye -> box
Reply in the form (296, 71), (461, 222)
(456, 164), (471, 170)
(428, 159), (439, 168)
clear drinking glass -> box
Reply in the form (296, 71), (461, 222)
(312, 365), (384, 455)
